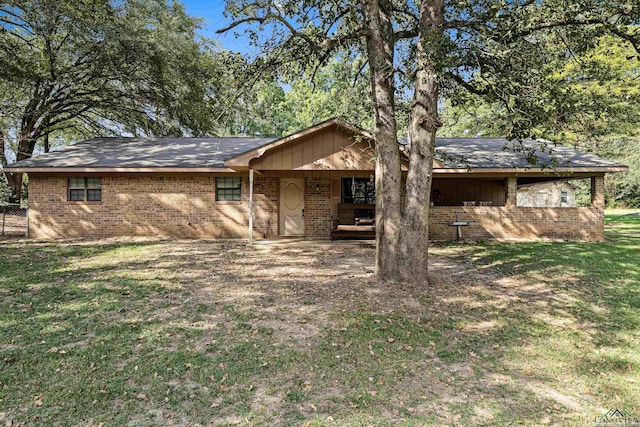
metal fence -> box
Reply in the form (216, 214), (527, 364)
(1, 204), (28, 238)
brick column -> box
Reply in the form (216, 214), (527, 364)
(591, 176), (605, 210)
(305, 177), (332, 239)
(252, 177), (279, 238)
(506, 177), (517, 207)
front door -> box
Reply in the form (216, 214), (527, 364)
(280, 178), (305, 236)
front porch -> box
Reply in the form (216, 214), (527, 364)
(249, 174), (606, 242)
(427, 175), (606, 241)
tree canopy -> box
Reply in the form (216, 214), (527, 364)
(223, 55), (375, 137)
(0, 0), (220, 198)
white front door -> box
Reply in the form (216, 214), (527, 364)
(280, 178), (305, 236)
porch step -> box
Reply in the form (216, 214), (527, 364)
(330, 225), (376, 240)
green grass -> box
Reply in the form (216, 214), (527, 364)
(428, 209), (640, 423)
(0, 210), (639, 425)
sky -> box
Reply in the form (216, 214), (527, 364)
(181, 0), (256, 55)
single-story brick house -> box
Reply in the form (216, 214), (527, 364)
(4, 118), (627, 241)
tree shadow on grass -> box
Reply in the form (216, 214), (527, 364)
(0, 240), (381, 424)
(422, 221), (640, 422)
(0, 232), (638, 425)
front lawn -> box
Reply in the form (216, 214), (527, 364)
(1, 210), (638, 425)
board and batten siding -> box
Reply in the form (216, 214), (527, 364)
(431, 178), (507, 206)
(250, 128), (376, 171)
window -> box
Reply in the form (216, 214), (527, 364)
(561, 191), (568, 204)
(68, 177), (102, 201)
(535, 192), (547, 207)
(341, 177), (375, 204)
(216, 177), (241, 201)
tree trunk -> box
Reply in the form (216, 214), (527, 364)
(0, 128), (7, 169)
(361, 0), (403, 282)
(44, 116), (51, 153)
(4, 127), (40, 201)
(398, 0), (444, 284)
(0, 128), (20, 202)
(5, 173), (23, 203)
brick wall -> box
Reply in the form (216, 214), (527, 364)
(28, 173), (605, 241)
(429, 205), (604, 241)
(304, 177), (332, 239)
(28, 174), (279, 239)
(252, 177), (279, 238)
(427, 175), (605, 241)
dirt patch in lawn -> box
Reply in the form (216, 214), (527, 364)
(1, 237), (638, 425)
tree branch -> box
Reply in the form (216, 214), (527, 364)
(217, 12), (318, 52)
(607, 25), (640, 54)
(501, 18), (610, 43)
(0, 126), (8, 168)
(446, 72), (489, 96)
(394, 29), (418, 41)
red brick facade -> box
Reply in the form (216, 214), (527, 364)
(428, 206), (604, 241)
(27, 174), (605, 241)
(28, 174), (278, 239)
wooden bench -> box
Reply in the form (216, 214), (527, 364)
(331, 203), (376, 240)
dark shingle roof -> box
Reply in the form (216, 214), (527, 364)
(9, 134), (625, 170)
(11, 137), (276, 169)
(432, 138), (625, 169)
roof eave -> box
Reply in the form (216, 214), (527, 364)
(2, 167), (238, 173)
(433, 166), (629, 174)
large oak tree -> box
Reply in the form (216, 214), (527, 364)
(219, 0), (639, 283)
(0, 0), (218, 200)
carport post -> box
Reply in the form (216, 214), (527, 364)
(248, 168), (254, 245)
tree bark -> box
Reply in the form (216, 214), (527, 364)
(398, 0), (444, 284)
(0, 128), (21, 203)
(0, 127), (7, 169)
(5, 124), (40, 201)
(44, 116), (51, 153)
(361, 0), (403, 282)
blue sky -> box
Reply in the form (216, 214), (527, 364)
(181, 0), (255, 54)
